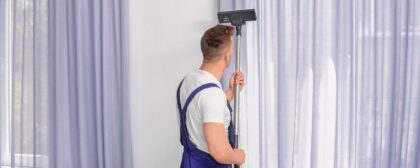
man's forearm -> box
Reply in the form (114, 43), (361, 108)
(225, 89), (234, 102)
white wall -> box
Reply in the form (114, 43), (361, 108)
(128, 0), (219, 167)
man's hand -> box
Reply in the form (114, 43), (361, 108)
(233, 148), (246, 165)
(225, 71), (245, 101)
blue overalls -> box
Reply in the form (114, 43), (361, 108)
(177, 80), (235, 168)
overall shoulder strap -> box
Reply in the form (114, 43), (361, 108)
(182, 83), (219, 112)
(177, 80), (220, 150)
(226, 100), (235, 147)
(177, 80), (220, 113)
(176, 80), (184, 113)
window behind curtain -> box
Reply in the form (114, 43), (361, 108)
(1, 0), (49, 167)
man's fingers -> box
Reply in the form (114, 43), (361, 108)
(234, 72), (244, 85)
(235, 80), (244, 84)
(232, 72), (245, 85)
(235, 74), (243, 79)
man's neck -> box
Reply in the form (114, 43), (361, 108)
(199, 62), (224, 81)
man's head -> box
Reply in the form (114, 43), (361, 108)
(200, 25), (235, 68)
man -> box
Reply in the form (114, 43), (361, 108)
(176, 25), (246, 167)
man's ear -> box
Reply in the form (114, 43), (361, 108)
(224, 52), (230, 65)
(224, 52), (231, 68)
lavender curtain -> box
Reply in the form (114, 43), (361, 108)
(0, 0), (133, 167)
(220, 0), (420, 168)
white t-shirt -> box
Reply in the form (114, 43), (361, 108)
(177, 69), (231, 153)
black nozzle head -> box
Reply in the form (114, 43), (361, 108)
(217, 9), (257, 27)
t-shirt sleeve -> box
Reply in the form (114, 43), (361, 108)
(198, 88), (226, 124)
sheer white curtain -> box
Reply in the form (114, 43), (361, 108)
(220, 0), (420, 168)
(0, 0), (50, 167)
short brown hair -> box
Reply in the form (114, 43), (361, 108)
(200, 25), (235, 61)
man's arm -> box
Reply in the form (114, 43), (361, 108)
(225, 71), (245, 101)
(203, 123), (245, 165)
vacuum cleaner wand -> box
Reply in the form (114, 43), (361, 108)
(217, 9), (256, 168)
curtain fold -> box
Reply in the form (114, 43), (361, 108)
(0, 0), (132, 167)
(219, 0), (420, 168)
